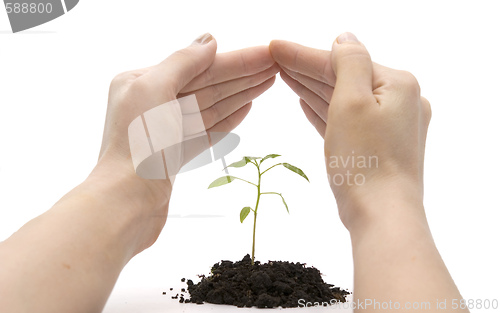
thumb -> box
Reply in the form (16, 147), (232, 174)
(330, 32), (373, 104)
(145, 33), (217, 95)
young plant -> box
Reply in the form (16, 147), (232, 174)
(208, 154), (309, 265)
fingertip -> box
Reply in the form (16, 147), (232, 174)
(334, 32), (360, 46)
(240, 102), (253, 118)
(299, 99), (326, 138)
(259, 75), (277, 91)
(330, 32), (373, 94)
(269, 63), (281, 75)
(269, 40), (288, 60)
(269, 39), (280, 52)
(250, 45), (276, 69)
(204, 36), (218, 54)
(278, 69), (298, 90)
(299, 99), (310, 114)
(190, 34), (218, 58)
(268, 74), (277, 85)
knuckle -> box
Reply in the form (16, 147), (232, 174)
(248, 71), (264, 87)
(335, 45), (371, 66)
(294, 80), (307, 98)
(320, 83), (333, 101)
(421, 96), (432, 122)
(395, 70), (420, 94)
(128, 77), (151, 96)
(321, 60), (331, 82)
(210, 84), (223, 103)
(203, 66), (215, 85)
(171, 48), (193, 60)
(205, 105), (219, 129)
(334, 92), (375, 111)
(110, 71), (132, 90)
(173, 48), (201, 75)
(241, 87), (253, 102)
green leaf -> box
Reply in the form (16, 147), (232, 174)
(282, 163), (310, 182)
(223, 157), (248, 170)
(260, 154), (281, 164)
(208, 176), (237, 189)
(244, 156), (261, 163)
(278, 193), (289, 214)
(240, 207), (251, 223)
(261, 192), (290, 214)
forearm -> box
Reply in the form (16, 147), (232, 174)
(347, 198), (468, 312)
(0, 163), (170, 313)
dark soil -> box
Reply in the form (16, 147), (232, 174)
(178, 254), (349, 308)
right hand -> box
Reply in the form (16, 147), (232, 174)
(270, 33), (431, 229)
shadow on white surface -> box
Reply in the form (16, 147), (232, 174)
(103, 287), (353, 312)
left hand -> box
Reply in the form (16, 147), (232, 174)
(91, 34), (277, 252)
(96, 33), (278, 198)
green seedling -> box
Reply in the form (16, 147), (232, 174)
(208, 154), (309, 265)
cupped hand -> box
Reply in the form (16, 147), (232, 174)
(90, 34), (277, 251)
(96, 33), (278, 195)
(271, 34), (431, 229)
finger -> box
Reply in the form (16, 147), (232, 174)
(300, 99), (326, 138)
(181, 46), (276, 93)
(330, 32), (374, 105)
(270, 40), (336, 86)
(207, 102), (252, 146)
(179, 63), (279, 112)
(281, 66), (334, 103)
(201, 76), (276, 129)
(181, 103), (253, 165)
(280, 70), (328, 123)
(141, 33), (218, 96)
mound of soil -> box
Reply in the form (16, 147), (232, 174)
(183, 254), (349, 308)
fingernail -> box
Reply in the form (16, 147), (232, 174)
(193, 33), (213, 45)
(337, 32), (359, 44)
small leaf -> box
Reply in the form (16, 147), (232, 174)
(282, 163), (309, 182)
(279, 194), (289, 214)
(244, 156), (261, 163)
(223, 157), (248, 170)
(208, 176), (237, 188)
(260, 154), (281, 163)
(240, 207), (251, 223)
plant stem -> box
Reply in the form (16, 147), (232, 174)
(260, 163), (283, 176)
(251, 164), (262, 265)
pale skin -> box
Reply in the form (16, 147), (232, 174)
(0, 34), (278, 313)
(0, 33), (467, 312)
(270, 32), (468, 312)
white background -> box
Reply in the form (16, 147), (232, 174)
(0, 1), (499, 312)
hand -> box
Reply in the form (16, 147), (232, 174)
(97, 33), (278, 195)
(271, 33), (431, 229)
(94, 33), (277, 250)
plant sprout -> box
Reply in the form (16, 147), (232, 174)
(208, 154), (309, 265)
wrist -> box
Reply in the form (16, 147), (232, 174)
(82, 156), (173, 256)
(92, 152), (173, 209)
(334, 177), (426, 233)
